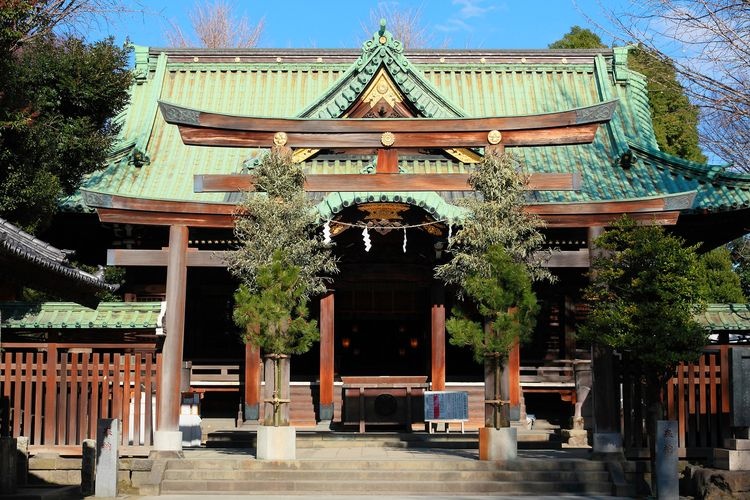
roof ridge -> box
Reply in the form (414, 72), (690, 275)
(297, 20), (466, 119)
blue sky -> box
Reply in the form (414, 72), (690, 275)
(92, 0), (628, 49)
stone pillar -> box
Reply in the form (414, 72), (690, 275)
(588, 225), (623, 455)
(243, 344), (261, 422)
(655, 420), (679, 499)
(319, 291), (335, 422)
(154, 225), (188, 453)
(431, 285), (446, 391)
(95, 419), (119, 498)
(0, 437), (17, 494)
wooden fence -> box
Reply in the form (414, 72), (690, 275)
(0, 347), (160, 454)
(620, 345), (736, 458)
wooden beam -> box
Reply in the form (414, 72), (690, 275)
(319, 292), (335, 421)
(178, 123), (600, 149)
(107, 248), (230, 267)
(107, 248), (591, 268)
(89, 192), (690, 229)
(160, 100), (618, 133)
(376, 149), (399, 173)
(194, 172), (582, 193)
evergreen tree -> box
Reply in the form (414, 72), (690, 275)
(698, 247), (746, 303)
(581, 216), (707, 471)
(436, 151), (550, 429)
(549, 27), (706, 163)
(0, 3), (132, 233)
(548, 25), (606, 49)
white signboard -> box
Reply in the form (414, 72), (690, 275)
(424, 391), (468, 421)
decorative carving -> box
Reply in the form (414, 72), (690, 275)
(663, 192), (697, 211)
(273, 131), (288, 146)
(575, 101), (618, 123)
(129, 147), (150, 168)
(445, 148), (481, 164)
(160, 103), (200, 125)
(381, 131), (395, 147)
(487, 130), (502, 145)
(81, 191), (112, 209)
(292, 148), (318, 163)
(359, 203), (409, 221)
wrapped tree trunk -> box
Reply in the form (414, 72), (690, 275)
(262, 354), (290, 426)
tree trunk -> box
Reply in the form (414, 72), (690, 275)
(485, 353), (510, 429)
(262, 354), (290, 426)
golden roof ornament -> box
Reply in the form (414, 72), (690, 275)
(487, 130), (502, 145)
(273, 131), (288, 146)
(381, 131), (395, 147)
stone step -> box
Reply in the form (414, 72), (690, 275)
(206, 429), (561, 448)
(160, 478), (614, 495)
(166, 458), (608, 472)
(162, 468), (611, 483)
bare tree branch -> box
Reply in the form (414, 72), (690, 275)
(361, 3), (446, 49)
(164, 0), (264, 49)
(595, 0), (750, 171)
(6, 0), (136, 51)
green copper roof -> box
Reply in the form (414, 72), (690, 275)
(61, 32), (750, 218)
(697, 304), (750, 331)
(0, 302), (165, 329)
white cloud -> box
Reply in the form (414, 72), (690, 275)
(452, 0), (498, 19)
(435, 18), (473, 33)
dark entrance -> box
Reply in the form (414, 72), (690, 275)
(329, 202), (446, 380)
(335, 284), (429, 376)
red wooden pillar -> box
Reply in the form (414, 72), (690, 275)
(243, 344), (261, 421)
(507, 337), (521, 408)
(154, 224), (188, 452)
(319, 291), (335, 421)
(431, 285), (446, 391)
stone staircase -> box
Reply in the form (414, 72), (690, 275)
(159, 456), (622, 496)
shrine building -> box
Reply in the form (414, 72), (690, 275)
(3, 23), (750, 455)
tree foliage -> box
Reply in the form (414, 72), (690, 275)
(228, 149), (337, 354)
(548, 26), (705, 162)
(728, 237), (750, 299)
(628, 47), (705, 162)
(233, 251), (319, 356)
(548, 25), (607, 49)
(435, 151), (550, 296)
(445, 245), (538, 364)
(698, 246), (746, 303)
(165, 0), (264, 48)
(0, 2), (132, 233)
(581, 216), (708, 384)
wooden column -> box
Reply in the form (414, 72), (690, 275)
(155, 225), (188, 450)
(431, 285), (446, 391)
(243, 344), (261, 421)
(319, 291), (335, 421)
(505, 337), (521, 420)
(588, 225), (622, 453)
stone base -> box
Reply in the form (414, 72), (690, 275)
(153, 430), (183, 453)
(714, 449), (750, 471)
(243, 403), (259, 422)
(479, 427), (517, 461)
(319, 403), (334, 422)
(561, 428), (589, 447)
(592, 432), (623, 455)
(256, 425), (295, 460)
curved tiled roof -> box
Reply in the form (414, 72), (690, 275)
(0, 216), (116, 297)
(64, 26), (750, 223)
(0, 301), (164, 330)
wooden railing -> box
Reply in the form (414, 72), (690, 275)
(620, 345), (735, 458)
(0, 348), (160, 454)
